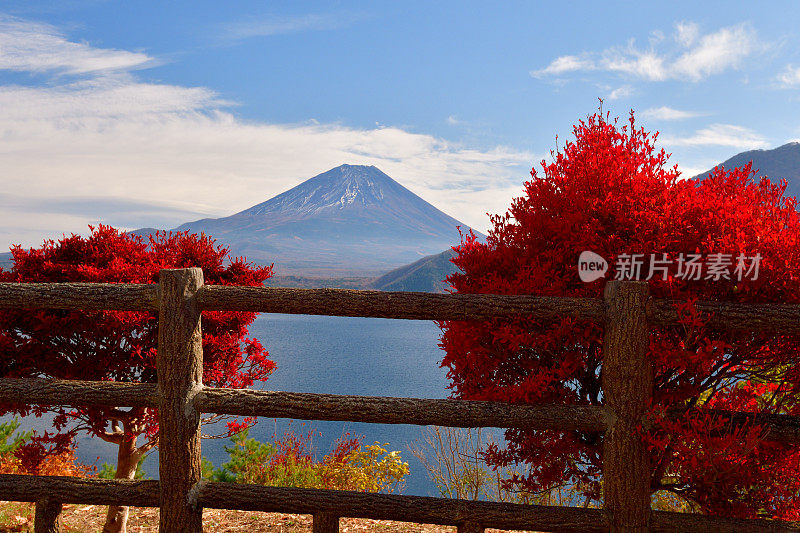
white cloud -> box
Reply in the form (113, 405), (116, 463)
(776, 65), (800, 87)
(640, 106), (701, 121)
(0, 16), (533, 250)
(534, 22), (760, 83)
(0, 78), (227, 120)
(602, 46), (668, 81)
(0, 15), (153, 74)
(607, 85), (633, 100)
(220, 13), (356, 41)
(648, 29), (666, 46)
(661, 124), (768, 148)
(674, 164), (707, 181)
(671, 24), (755, 81)
(674, 21), (700, 48)
(531, 55), (594, 77)
(446, 114), (461, 125)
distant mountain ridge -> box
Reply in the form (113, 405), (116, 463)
(134, 164), (482, 276)
(370, 249), (458, 293)
(201, 164), (470, 239)
(693, 142), (800, 197)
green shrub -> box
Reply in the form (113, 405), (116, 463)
(0, 419), (32, 457)
(205, 426), (408, 493)
(97, 455), (148, 480)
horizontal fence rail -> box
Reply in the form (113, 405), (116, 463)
(199, 483), (800, 533)
(193, 388), (610, 432)
(5, 281), (800, 331)
(2, 378), (800, 444)
(199, 482), (611, 533)
(0, 282), (158, 311)
(197, 286), (607, 321)
(0, 378), (158, 408)
(0, 475), (159, 507)
(648, 299), (800, 332)
(1, 475), (797, 533)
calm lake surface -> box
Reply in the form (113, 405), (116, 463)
(71, 313), (452, 496)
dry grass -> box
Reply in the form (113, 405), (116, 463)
(0, 502), (533, 532)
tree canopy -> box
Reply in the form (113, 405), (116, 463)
(440, 109), (800, 519)
(0, 225), (274, 531)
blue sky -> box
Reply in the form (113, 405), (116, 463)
(1, 1), (799, 249)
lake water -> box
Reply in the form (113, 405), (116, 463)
(68, 313), (453, 496)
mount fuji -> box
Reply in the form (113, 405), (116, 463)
(136, 165), (480, 277)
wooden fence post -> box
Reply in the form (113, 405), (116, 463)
(602, 280), (652, 532)
(457, 521), (484, 533)
(158, 268), (204, 532)
(34, 498), (62, 533)
(312, 512), (339, 533)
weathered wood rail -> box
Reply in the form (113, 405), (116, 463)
(5, 280), (800, 330)
(0, 475), (796, 533)
(1, 270), (800, 532)
(3, 379), (800, 443)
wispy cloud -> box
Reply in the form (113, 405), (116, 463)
(0, 78), (228, 120)
(531, 55), (594, 77)
(220, 13), (359, 41)
(669, 24), (756, 81)
(533, 22), (761, 83)
(674, 21), (700, 48)
(661, 124), (768, 148)
(776, 65), (800, 87)
(607, 85), (633, 100)
(0, 14), (154, 74)
(641, 106), (701, 121)
(0, 15), (532, 250)
(602, 46), (669, 81)
(1, 193), (214, 230)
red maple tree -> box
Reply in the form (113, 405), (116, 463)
(440, 109), (800, 518)
(0, 225), (275, 531)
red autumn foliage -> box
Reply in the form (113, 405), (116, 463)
(0, 435), (93, 478)
(0, 225), (275, 472)
(440, 109), (800, 518)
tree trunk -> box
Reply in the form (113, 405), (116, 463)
(102, 438), (141, 533)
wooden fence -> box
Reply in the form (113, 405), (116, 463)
(0, 268), (800, 532)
